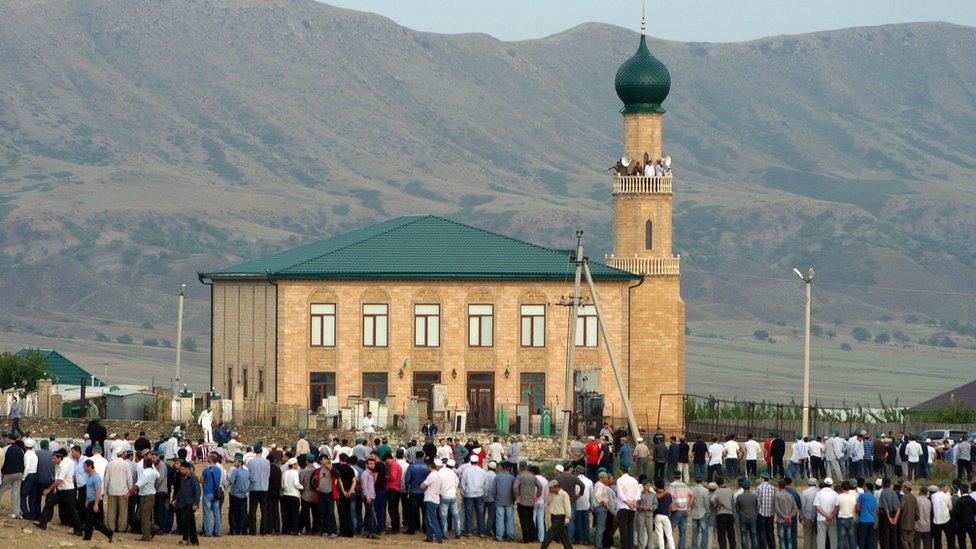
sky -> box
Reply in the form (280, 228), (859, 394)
(321, 0), (974, 43)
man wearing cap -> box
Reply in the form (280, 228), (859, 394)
(174, 459), (200, 545)
(825, 433), (845, 482)
(572, 465), (593, 545)
(439, 458), (461, 538)
(894, 482), (917, 549)
(669, 471), (693, 549)
(103, 445), (132, 532)
(489, 461), (514, 541)
(634, 437), (650, 479)
(916, 485), (933, 549)
(800, 478), (819, 549)
(654, 436), (670, 483)
(247, 442), (271, 535)
(541, 479), (572, 549)
(127, 452), (158, 540)
(21, 437), (40, 520)
(404, 455), (428, 535)
(35, 439), (56, 515)
(35, 447), (81, 534)
(201, 453), (224, 537)
(619, 437), (634, 473)
(737, 478), (759, 549)
(421, 459), (444, 542)
(1, 431), (24, 518)
(79, 458), (114, 541)
(930, 482), (953, 549)
(515, 461), (542, 542)
(814, 478), (838, 549)
(298, 453), (319, 534)
(616, 464), (641, 549)
(756, 472), (776, 549)
(226, 453), (249, 534)
(281, 456), (303, 535)
(460, 453), (487, 536)
(688, 474), (709, 549)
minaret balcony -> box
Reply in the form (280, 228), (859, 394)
(605, 254), (680, 276)
(612, 175), (672, 195)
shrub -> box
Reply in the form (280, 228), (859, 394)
(95, 332), (110, 342)
(753, 329), (769, 341)
(826, 330), (837, 339)
(840, 342), (852, 351)
(874, 333), (890, 344)
(117, 334), (133, 344)
(182, 338), (198, 352)
(161, 339), (173, 348)
(141, 321), (154, 330)
(142, 338), (159, 347)
(851, 326), (871, 342)
(811, 324), (824, 337)
(892, 331), (910, 343)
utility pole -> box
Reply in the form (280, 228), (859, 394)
(175, 283), (187, 386)
(794, 267), (815, 437)
(583, 255), (642, 442)
(559, 231), (585, 460)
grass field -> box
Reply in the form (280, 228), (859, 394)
(1, 320), (973, 410)
(687, 333), (976, 407)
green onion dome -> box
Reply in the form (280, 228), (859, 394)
(614, 34), (670, 113)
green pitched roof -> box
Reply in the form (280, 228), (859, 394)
(200, 215), (635, 282)
(15, 349), (101, 386)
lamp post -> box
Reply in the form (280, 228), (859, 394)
(175, 283), (187, 386)
(793, 267), (815, 437)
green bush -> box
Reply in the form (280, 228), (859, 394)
(874, 333), (890, 344)
(851, 326), (871, 342)
(141, 321), (154, 330)
(0, 350), (54, 390)
(117, 334), (133, 344)
(753, 329), (769, 341)
(95, 332), (110, 342)
(840, 342), (852, 351)
(142, 338), (159, 347)
(182, 338), (198, 352)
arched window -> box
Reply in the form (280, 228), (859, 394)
(645, 220), (653, 250)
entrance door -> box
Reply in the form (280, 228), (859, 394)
(467, 372), (495, 430)
(413, 371), (441, 420)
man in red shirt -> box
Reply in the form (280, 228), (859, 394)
(764, 432), (774, 469)
(584, 436), (603, 483)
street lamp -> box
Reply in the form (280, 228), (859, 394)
(794, 267), (815, 437)
(175, 283), (187, 385)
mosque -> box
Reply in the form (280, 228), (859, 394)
(199, 20), (685, 433)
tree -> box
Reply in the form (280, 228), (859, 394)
(117, 334), (133, 344)
(141, 321), (155, 330)
(753, 329), (769, 341)
(142, 338), (159, 347)
(811, 324), (824, 337)
(851, 327), (871, 342)
(182, 338), (198, 352)
(892, 331), (911, 343)
(161, 339), (173, 348)
(0, 350), (53, 390)
(95, 332), (110, 342)
(874, 333), (890, 344)
(941, 336), (958, 348)
(826, 330), (837, 339)
(840, 342), (852, 351)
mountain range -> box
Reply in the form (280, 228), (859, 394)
(0, 0), (974, 351)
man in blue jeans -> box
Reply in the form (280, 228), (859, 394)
(421, 460), (444, 542)
(201, 453), (223, 537)
(460, 455), (487, 536)
(690, 475), (711, 549)
(492, 462), (517, 542)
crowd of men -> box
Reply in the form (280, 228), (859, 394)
(5, 416), (976, 549)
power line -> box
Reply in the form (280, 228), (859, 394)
(683, 268), (976, 298)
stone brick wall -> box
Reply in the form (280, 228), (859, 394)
(622, 112), (663, 162)
(16, 417), (564, 460)
(274, 279), (633, 423)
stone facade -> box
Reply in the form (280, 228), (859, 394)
(272, 280), (632, 426)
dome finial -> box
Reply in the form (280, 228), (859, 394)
(640, 0), (646, 36)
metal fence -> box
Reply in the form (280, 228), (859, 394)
(655, 394), (975, 440)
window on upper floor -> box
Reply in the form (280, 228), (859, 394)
(363, 304), (388, 347)
(468, 304), (494, 347)
(520, 304), (546, 347)
(645, 220), (653, 251)
(414, 304), (440, 347)
(310, 303), (336, 347)
(575, 305), (598, 347)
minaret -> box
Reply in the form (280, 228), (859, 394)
(608, 16), (685, 432)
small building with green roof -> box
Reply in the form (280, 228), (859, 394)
(15, 348), (102, 387)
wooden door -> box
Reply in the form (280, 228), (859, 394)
(467, 372), (495, 430)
